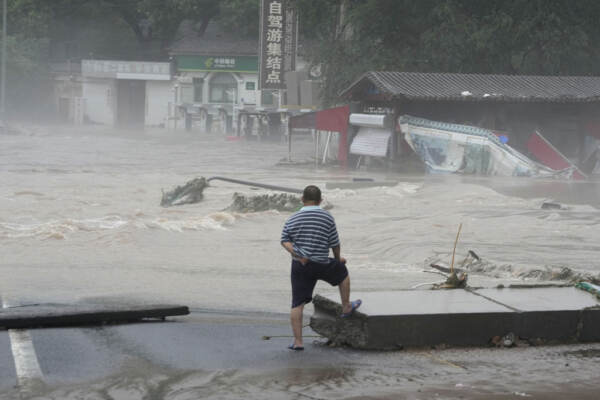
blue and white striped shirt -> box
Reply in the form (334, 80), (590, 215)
(281, 205), (340, 263)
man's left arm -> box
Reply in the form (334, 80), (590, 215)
(329, 220), (345, 263)
(331, 245), (346, 263)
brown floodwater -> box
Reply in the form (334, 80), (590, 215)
(1, 126), (599, 399)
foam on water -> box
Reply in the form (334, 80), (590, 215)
(144, 212), (238, 232)
(0, 218), (127, 240)
(0, 211), (253, 239)
(1, 129), (600, 312)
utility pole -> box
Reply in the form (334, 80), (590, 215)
(1, 0), (6, 119)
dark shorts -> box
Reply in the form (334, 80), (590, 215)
(291, 258), (349, 308)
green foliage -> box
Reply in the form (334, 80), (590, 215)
(5, 34), (48, 77)
(302, 0), (600, 105)
(4, 34), (51, 112)
(4, 0), (600, 112)
(217, 0), (260, 37)
(0, 0), (224, 113)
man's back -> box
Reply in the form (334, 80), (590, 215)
(281, 206), (339, 263)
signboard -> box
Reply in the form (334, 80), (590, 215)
(259, 0), (297, 90)
(176, 55), (258, 73)
(82, 60), (171, 80)
(350, 128), (391, 157)
(283, 3), (297, 72)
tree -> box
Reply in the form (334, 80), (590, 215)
(302, 0), (600, 105)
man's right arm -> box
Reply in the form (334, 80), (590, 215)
(281, 241), (296, 257)
(282, 241), (308, 265)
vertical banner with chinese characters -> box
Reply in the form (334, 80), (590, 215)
(283, 3), (297, 73)
(259, 0), (297, 90)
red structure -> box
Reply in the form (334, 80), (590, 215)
(289, 105), (350, 166)
(527, 131), (586, 180)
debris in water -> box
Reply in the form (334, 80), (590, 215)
(541, 201), (563, 210)
(161, 177), (208, 207)
(432, 223), (468, 289)
(467, 250), (480, 261)
(576, 281), (600, 300)
(225, 192), (333, 213)
(160, 176), (334, 212)
(434, 271), (468, 289)
(429, 251), (600, 286)
(225, 192), (303, 212)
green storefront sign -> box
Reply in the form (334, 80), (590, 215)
(176, 55), (258, 73)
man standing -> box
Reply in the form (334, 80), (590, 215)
(281, 185), (361, 351)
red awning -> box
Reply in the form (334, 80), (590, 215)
(289, 105), (350, 165)
(289, 112), (316, 129)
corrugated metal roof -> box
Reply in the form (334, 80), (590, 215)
(342, 71), (600, 103)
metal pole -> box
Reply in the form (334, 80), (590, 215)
(322, 131), (331, 164)
(1, 0), (6, 118)
(287, 114), (292, 162)
(314, 129), (319, 168)
(206, 176), (302, 194)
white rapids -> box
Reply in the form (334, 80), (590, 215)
(1, 126), (599, 314)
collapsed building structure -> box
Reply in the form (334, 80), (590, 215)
(336, 71), (600, 176)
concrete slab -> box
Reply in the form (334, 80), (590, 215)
(0, 303), (189, 329)
(351, 290), (513, 316)
(477, 287), (600, 342)
(477, 287), (600, 311)
(310, 287), (600, 350)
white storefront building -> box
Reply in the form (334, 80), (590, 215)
(80, 60), (172, 128)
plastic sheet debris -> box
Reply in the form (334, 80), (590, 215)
(399, 115), (576, 178)
(576, 282), (600, 299)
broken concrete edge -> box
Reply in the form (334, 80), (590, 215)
(0, 305), (190, 330)
(311, 310), (600, 351)
(310, 294), (367, 321)
(310, 292), (600, 351)
(310, 295), (370, 348)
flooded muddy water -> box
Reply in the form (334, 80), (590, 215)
(1, 126), (600, 399)
(1, 126), (599, 313)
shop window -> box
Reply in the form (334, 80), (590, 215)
(209, 73), (237, 103)
(193, 77), (203, 102)
(246, 82), (256, 91)
(180, 85), (193, 103)
(262, 90), (274, 105)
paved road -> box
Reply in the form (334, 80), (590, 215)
(2, 311), (600, 399)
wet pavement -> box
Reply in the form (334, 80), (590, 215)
(1, 311), (600, 399)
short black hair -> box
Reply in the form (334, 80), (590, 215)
(302, 185), (322, 202)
